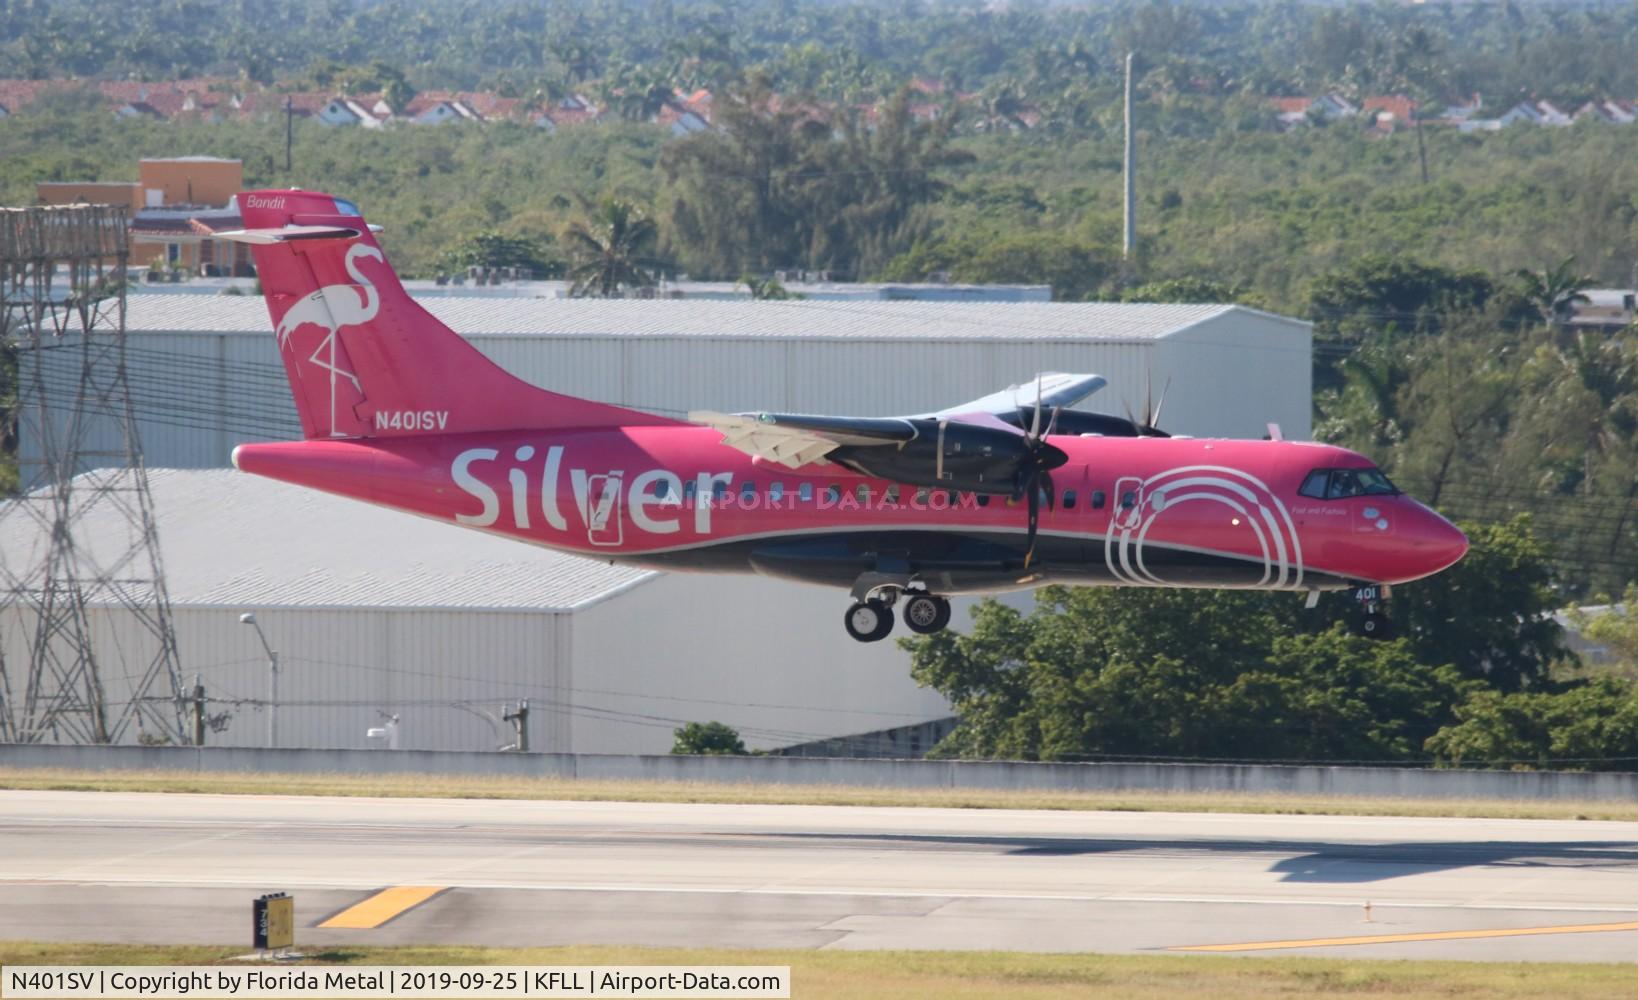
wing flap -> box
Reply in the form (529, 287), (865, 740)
(690, 411), (917, 469)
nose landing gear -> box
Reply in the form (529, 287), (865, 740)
(1353, 585), (1394, 640)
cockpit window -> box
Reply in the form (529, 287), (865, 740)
(1300, 468), (1401, 500)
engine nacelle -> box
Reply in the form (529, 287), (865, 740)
(832, 419), (1060, 494)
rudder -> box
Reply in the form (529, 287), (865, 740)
(228, 189), (677, 439)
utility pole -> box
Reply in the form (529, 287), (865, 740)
(284, 97), (293, 174)
(191, 675), (205, 746)
(238, 613), (279, 747)
(0, 204), (187, 746)
(504, 699), (530, 752)
(1123, 51), (1137, 262)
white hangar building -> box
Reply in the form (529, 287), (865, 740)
(7, 299), (1312, 753)
(0, 469), (952, 754)
(22, 298), (1312, 474)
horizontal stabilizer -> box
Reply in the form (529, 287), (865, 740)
(216, 225), (365, 245)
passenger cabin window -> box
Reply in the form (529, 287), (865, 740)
(825, 484), (841, 503)
(1063, 490), (1077, 509)
(740, 482), (756, 502)
(1300, 468), (1401, 500)
(799, 482), (813, 502)
(977, 494), (990, 507)
(855, 484), (871, 503)
(1120, 491), (1137, 510)
(915, 487), (930, 505)
(712, 481), (728, 502)
(770, 482), (784, 502)
(651, 478), (671, 498)
(1091, 490), (1106, 510)
(684, 481), (697, 502)
(884, 485), (900, 503)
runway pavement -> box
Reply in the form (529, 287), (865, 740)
(3, 790), (1638, 960)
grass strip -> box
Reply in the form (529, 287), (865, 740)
(0, 766), (1634, 821)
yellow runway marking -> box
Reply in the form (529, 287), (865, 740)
(1173, 920), (1638, 952)
(319, 886), (446, 929)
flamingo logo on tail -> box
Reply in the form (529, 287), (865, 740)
(274, 243), (383, 437)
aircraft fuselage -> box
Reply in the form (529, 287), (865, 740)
(233, 425), (1468, 597)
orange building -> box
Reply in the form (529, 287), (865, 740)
(34, 180), (142, 210)
(135, 156), (241, 208)
(35, 157), (251, 276)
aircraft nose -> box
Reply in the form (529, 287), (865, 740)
(1410, 504), (1468, 577)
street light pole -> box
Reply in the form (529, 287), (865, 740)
(238, 613), (280, 748)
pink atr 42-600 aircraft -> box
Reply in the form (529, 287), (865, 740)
(221, 190), (1468, 643)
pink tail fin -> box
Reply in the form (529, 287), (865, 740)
(230, 189), (679, 440)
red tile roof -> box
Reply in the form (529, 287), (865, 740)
(1362, 96), (1418, 121)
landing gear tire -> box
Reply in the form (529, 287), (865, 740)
(1358, 612), (1393, 640)
(844, 600), (896, 643)
(902, 593), (952, 635)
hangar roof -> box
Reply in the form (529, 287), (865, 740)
(0, 468), (654, 612)
(126, 296), (1307, 343)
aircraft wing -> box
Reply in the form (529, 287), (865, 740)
(691, 374), (1104, 470)
(687, 411), (917, 469)
(924, 373), (1107, 419)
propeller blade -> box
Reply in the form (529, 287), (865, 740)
(1023, 478), (1041, 568)
(1046, 405), (1061, 438)
(1029, 374), (1044, 439)
(1041, 467), (1056, 511)
(935, 419), (947, 482)
(1150, 376), (1173, 431)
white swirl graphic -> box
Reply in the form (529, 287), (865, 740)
(1104, 465), (1304, 589)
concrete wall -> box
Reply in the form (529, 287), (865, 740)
(5, 743), (1638, 802)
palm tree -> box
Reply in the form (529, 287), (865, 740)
(1515, 256), (1595, 326)
(563, 198), (664, 298)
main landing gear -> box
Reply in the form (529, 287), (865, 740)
(843, 590), (951, 642)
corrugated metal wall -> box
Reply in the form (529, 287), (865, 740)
(20, 321), (1309, 474)
(1158, 314), (1313, 441)
(1, 604), (572, 751)
(569, 573), (959, 755)
(1, 580), (963, 754)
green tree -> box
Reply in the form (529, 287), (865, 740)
(1514, 255), (1595, 327)
(1568, 584), (1638, 670)
(904, 586), (1471, 763)
(662, 81), (967, 279)
(739, 274), (794, 300)
(1427, 678), (1638, 770)
(1119, 277), (1253, 305)
(1308, 255), (1496, 340)
(1390, 516), (1567, 692)
(880, 232), (1117, 301)
(436, 230), (560, 279)
(563, 197), (665, 298)
(671, 721), (748, 755)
